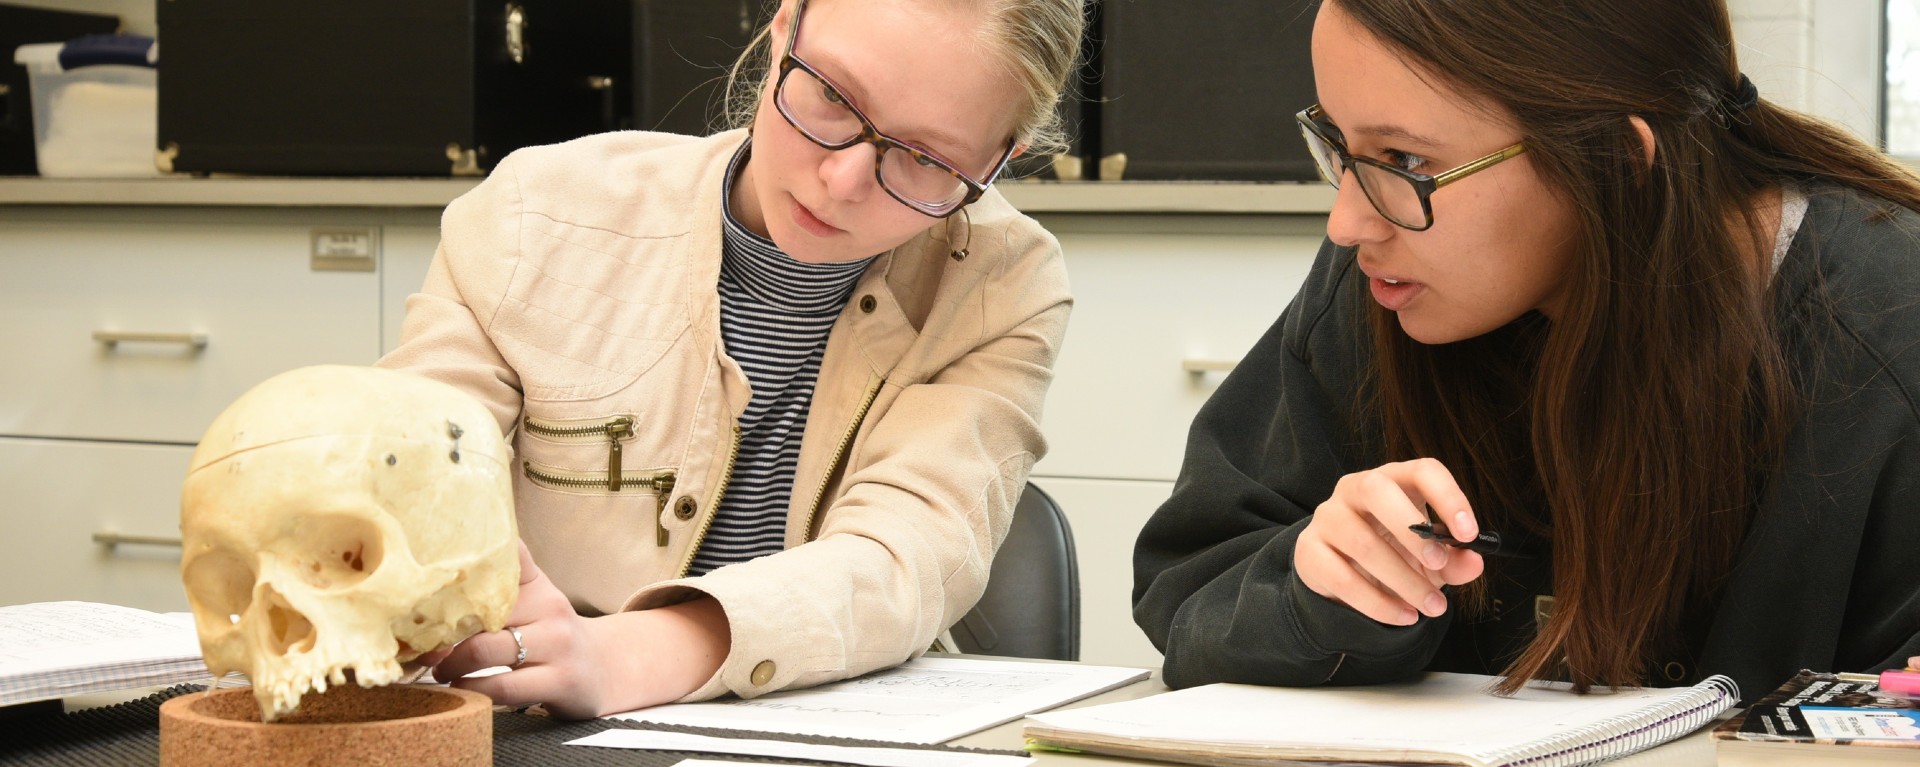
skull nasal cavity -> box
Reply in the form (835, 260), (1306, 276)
(262, 587), (317, 656)
(295, 514), (386, 590)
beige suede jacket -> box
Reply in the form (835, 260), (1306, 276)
(376, 129), (1070, 701)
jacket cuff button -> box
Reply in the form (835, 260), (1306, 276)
(750, 660), (776, 686)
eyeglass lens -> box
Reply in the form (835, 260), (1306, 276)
(777, 66), (971, 212)
(1298, 123), (1428, 229)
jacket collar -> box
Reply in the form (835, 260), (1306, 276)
(693, 129), (919, 379)
(686, 128), (1019, 379)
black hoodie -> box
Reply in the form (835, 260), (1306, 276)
(1133, 186), (1920, 704)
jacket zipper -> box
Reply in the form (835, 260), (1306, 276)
(521, 460), (676, 494)
(522, 414), (637, 490)
(675, 425), (741, 573)
(800, 375), (885, 543)
(522, 461), (677, 547)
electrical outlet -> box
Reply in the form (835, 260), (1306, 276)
(311, 228), (376, 272)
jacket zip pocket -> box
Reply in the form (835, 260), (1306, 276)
(522, 413), (676, 544)
(522, 459), (678, 544)
(522, 414), (637, 490)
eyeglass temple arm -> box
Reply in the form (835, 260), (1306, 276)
(1431, 143), (1527, 189)
(977, 141), (1020, 186)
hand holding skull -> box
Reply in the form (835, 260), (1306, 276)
(423, 539), (733, 719)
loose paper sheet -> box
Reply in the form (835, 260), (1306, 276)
(568, 730), (1033, 766)
(0, 602), (199, 672)
(610, 656), (1148, 744)
(0, 602), (210, 707)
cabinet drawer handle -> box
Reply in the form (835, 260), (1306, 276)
(93, 331), (209, 350)
(1181, 358), (1239, 374)
(93, 532), (184, 548)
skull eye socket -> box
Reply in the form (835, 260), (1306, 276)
(183, 550), (256, 631)
(293, 514), (387, 590)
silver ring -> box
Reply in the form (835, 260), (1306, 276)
(507, 626), (527, 668)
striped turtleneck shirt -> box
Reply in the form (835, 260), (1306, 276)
(687, 152), (876, 576)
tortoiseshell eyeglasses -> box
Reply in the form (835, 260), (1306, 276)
(774, 0), (1017, 218)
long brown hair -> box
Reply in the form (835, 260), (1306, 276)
(1333, 0), (1920, 693)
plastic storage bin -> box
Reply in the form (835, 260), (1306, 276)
(13, 38), (158, 177)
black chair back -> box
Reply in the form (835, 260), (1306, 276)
(950, 483), (1080, 661)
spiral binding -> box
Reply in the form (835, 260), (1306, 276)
(1483, 675), (1739, 767)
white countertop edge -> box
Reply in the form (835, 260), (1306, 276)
(0, 176), (1337, 214)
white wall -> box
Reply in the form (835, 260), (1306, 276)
(1729, 0), (1886, 144)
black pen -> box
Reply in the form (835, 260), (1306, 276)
(1408, 522), (1530, 558)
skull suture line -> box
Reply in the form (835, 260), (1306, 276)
(180, 365), (518, 721)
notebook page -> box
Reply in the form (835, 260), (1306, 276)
(0, 602), (211, 707)
(615, 656), (1150, 744)
(1025, 672), (1715, 765)
(0, 602), (200, 675)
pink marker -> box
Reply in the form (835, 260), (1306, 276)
(1879, 668), (1920, 697)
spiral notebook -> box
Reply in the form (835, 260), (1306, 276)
(1023, 671), (1738, 767)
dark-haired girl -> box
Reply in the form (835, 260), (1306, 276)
(1135, 0), (1920, 702)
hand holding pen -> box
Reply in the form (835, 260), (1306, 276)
(1408, 519), (1531, 559)
(1294, 458), (1490, 627)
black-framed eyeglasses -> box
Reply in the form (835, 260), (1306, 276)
(1296, 104), (1527, 231)
(774, 0), (1016, 219)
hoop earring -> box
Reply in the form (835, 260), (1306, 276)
(947, 207), (972, 261)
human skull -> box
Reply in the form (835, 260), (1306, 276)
(180, 365), (518, 721)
